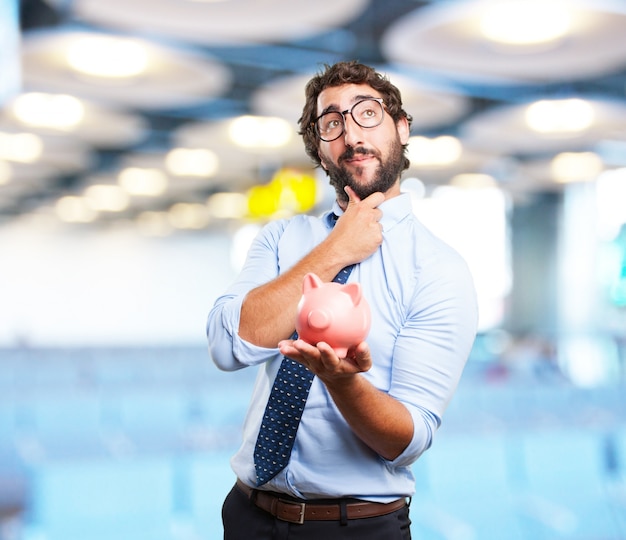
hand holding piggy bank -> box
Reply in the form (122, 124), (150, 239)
(295, 272), (371, 357)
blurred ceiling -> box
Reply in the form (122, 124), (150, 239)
(2, 0), (626, 234)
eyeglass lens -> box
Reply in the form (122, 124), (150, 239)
(316, 98), (384, 141)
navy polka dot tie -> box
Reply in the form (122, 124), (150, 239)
(254, 215), (354, 486)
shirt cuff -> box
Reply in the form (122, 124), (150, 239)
(384, 403), (440, 468)
(233, 332), (280, 367)
(210, 293), (280, 370)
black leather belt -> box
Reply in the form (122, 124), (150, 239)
(236, 479), (407, 525)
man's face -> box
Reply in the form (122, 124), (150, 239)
(316, 83), (409, 204)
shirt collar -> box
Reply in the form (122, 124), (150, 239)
(329, 192), (413, 232)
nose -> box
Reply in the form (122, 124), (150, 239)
(342, 113), (364, 147)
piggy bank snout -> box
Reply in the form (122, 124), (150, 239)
(307, 309), (331, 331)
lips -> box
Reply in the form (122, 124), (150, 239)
(340, 148), (378, 165)
(345, 155), (372, 163)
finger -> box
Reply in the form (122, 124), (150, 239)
(292, 339), (323, 362)
(278, 339), (307, 358)
(316, 342), (341, 369)
(278, 339), (296, 353)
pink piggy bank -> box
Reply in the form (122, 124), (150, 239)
(295, 272), (371, 357)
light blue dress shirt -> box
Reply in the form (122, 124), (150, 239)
(207, 193), (478, 502)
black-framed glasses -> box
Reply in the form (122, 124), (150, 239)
(313, 98), (385, 142)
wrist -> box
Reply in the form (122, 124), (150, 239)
(322, 371), (364, 395)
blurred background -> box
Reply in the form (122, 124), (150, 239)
(1, 0), (626, 538)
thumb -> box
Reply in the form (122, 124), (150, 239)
(344, 185), (361, 206)
(362, 191), (385, 208)
(353, 341), (372, 372)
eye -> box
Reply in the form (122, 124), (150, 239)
(320, 114), (342, 132)
(359, 105), (378, 119)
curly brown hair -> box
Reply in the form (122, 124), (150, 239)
(298, 61), (412, 171)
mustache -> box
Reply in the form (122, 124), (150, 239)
(339, 146), (379, 163)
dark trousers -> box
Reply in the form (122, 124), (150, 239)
(222, 483), (412, 540)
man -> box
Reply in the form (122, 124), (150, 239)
(207, 61), (478, 539)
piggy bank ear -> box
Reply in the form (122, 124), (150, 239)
(302, 272), (324, 293)
(343, 283), (362, 306)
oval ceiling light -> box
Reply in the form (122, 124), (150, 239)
(168, 202), (210, 229)
(71, 0), (368, 45)
(0, 132), (43, 163)
(381, 0), (626, 83)
(480, 1), (571, 46)
(550, 151), (603, 183)
(55, 195), (98, 223)
(407, 136), (463, 166)
(13, 92), (85, 130)
(207, 192), (248, 219)
(118, 167), (168, 196)
(165, 148), (219, 177)
(171, 119), (308, 188)
(66, 35), (148, 78)
(229, 116), (292, 149)
(460, 98), (626, 155)
(22, 30), (232, 110)
(84, 184), (130, 212)
(526, 98), (595, 134)
(3, 93), (147, 148)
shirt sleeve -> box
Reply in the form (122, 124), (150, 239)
(385, 249), (479, 468)
(206, 219), (288, 371)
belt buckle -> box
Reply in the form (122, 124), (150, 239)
(278, 499), (306, 525)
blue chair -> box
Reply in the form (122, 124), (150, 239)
(515, 428), (621, 539)
(411, 430), (525, 540)
(24, 455), (176, 540)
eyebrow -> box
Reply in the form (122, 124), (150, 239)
(318, 94), (379, 116)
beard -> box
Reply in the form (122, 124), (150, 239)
(322, 135), (406, 205)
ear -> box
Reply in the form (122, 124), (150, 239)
(397, 116), (410, 145)
(342, 282), (362, 306)
(302, 272), (323, 293)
